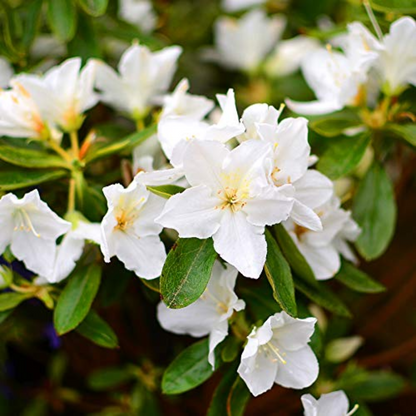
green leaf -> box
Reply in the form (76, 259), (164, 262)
(335, 260), (385, 293)
(162, 339), (214, 395)
(76, 310), (119, 349)
(353, 162), (396, 260)
(386, 123), (416, 147)
(78, 0), (109, 17)
(67, 12), (101, 61)
(273, 224), (317, 287)
(54, 263), (102, 335)
(19, 0), (43, 50)
(88, 366), (133, 391)
(0, 144), (70, 169)
(0, 292), (31, 312)
(0, 169), (67, 191)
(207, 367), (238, 416)
(147, 185), (185, 199)
(47, 0), (77, 42)
(295, 278), (352, 317)
(310, 112), (362, 138)
(317, 133), (370, 180)
(220, 337), (242, 363)
(264, 229), (297, 317)
(226, 376), (251, 416)
(161, 238), (217, 309)
(85, 125), (157, 163)
(0, 310), (12, 325)
(370, 0), (416, 13)
(342, 370), (406, 401)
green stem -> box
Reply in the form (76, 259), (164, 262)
(47, 138), (73, 163)
(67, 178), (76, 213)
(70, 130), (80, 159)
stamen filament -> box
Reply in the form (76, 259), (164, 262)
(346, 404), (359, 416)
(363, 0), (383, 41)
(267, 342), (287, 364)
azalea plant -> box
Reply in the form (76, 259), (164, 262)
(0, 0), (414, 415)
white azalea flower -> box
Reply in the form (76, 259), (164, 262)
(158, 78), (214, 120)
(286, 46), (374, 115)
(222, 0), (266, 12)
(0, 82), (50, 139)
(0, 57), (13, 88)
(0, 190), (71, 277)
(346, 17), (416, 95)
(265, 36), (321, 78)
(100, 177), (166, 279)
(118, 0), (157, 34)
(213, 10), (286, 72)
(284, 196), (360, 280)
(156, 139), (294, 278)
(302, 390), (359, 416)
(256, 116), (333, 231)
(158, 89), (244, 166)
(238, 311), (319, 396)
(15, 58), (98, 131)
(157, 261), (245, 368)
(94, 43), (182, 120)
(38, 221), (101, 284)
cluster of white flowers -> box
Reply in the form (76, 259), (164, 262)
(0, 5), (412, 408)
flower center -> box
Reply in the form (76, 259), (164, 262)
(294, 223), (309, 240)
(263, 342), (287, 364)
(217, 187), (247, 212)
(14, 209), (41, 237)
(114, 197), (145, 231)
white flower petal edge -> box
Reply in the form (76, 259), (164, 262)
(157, 261), (245, 368)
(100, 179), (166, 279)
(238, 311), (318, 396)
(0, 190), (71, 277)
(284, 196), (360, 280)
(156, 139), (295, 278)
(301, 390), (358, 416)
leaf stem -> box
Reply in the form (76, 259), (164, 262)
(136, 118), (145, 132)
(47, 138), (73, 163)
(68, 178), (76, 213)
(70, 130), (80, 159)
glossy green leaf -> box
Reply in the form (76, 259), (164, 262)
(78, 0), (109, 17)
(54, 263), (102, 335)
(0, 292), (31, 312)
(335, 260), (385, 293)
(162, 339), (214, 395)
(370, 0), (416, 13)
(88, 366), (133, 391)
(386, 123), (416, 147)
(273, 224), (317, 286)
(161, 238), (217, 309)
(264, 229), (297, 317)
(310, 113), (362, 138)
(207, 366), (238, 416)
(317, 133), (370, 180)
(85, 124), (157, 163)
(76, 310), (119, 349)
(0, 169), (67, 191)
(147, 185), (185, 199)
(0, 144), (69, 169)
(227, 376), (251, 416)
(342, 370), (406, 401)
(220, 336), (242, 363)
(353, 162), (396, 260)
(295, 278), (352, 317)
(47, 0), (77, 41)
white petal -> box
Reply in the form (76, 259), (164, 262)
(301, 393), (319, 416)
(244, 184), (294, 227)
(11, 232), (56, 276)
(274, 345), (319, 389)
(156, 185), (222, 238)
(135, 167), (184, 186)
(157, 301), (219, 337)
(316, 391), (350, 416)
(294, 170), (333, 210)
(270, 312), (317, 352)
(300, 243), (341, 280)
(114, 233), (166, 279)
(290, 200), (323, 232)
(213, 210), (266, 279)
(238, 345), (278, 397)
(285, 98), (343, 116)
(183, 140), (229, 189)
(208, 320), (229, 368)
